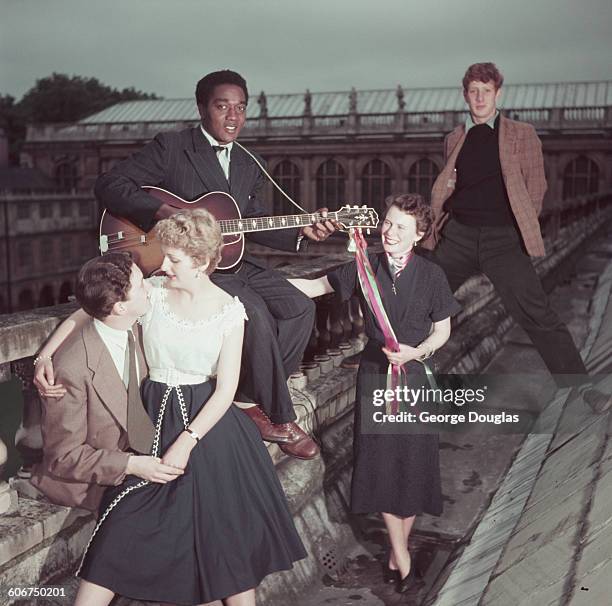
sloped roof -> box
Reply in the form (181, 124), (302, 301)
(78, 80), (612, 124)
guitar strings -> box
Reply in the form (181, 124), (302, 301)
(103, 209), (355, 242)
(234, 141), (308, 214)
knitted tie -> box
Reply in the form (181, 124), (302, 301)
(126, 331), (155, 454)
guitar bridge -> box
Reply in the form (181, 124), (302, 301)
(99, 235), (108, 253)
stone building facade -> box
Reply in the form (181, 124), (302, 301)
(0, 127), (99, 313)
(0, 192), (99, 313)
(20, 81), (612, 215)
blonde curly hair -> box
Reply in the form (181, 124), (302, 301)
(154, 208), (223, 274)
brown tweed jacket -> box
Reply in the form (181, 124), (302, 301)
(421, 114), (547, 257)
(30, 320), (149, 511)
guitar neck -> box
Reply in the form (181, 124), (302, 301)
(218, 211), (337, 234)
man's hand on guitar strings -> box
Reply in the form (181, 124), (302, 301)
(301, 208), (339, 242)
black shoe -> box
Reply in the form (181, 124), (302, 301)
(397, 566), (418, 593)
(583, 388), (612, 414)
(382, 564), (399, 584)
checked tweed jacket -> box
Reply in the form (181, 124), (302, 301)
(421, 114), (548, 257)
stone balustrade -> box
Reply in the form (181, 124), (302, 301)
(25, 105), (612, 143)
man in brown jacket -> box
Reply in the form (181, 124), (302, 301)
(421, 62), (610, 412)
(30, 253), (182, 511)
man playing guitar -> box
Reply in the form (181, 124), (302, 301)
(96, 70), (337, 458)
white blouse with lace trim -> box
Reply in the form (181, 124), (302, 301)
(139, 276), (247, 383)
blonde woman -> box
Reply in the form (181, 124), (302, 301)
(36, 209), (306, 606)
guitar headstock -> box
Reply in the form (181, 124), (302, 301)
(335, 205), (379, 231)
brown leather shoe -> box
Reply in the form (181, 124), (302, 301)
(240, 406), (292, 443)
(277, 422), (320, 459)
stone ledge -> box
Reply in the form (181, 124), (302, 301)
(0, 491), (92, 568)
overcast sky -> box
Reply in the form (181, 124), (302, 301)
(2, 0), (611, 101)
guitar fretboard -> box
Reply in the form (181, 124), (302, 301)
(218, 212), (337, 234)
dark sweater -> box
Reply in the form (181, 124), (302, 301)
(445, 116), (515, 226)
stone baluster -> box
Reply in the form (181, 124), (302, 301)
(0, 439), (19, 514)
(300, 294), (365, 380)
(12, 358), (43, 476)
(328, 298), (346, 348)
(314, 294), (333, 354)
(348, 296), (364, 338)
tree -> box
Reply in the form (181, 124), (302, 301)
(17, 73), (159, 124)
(0, 74), (160, 165)
(0, 94), (25, 165)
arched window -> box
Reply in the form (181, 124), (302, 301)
(361, 159), (392, 214)
(39, 284), (55, 308)
(272, 160), (301, 215)
(408, 159), (440, 203)
(17, 289), (34, 311)
(56, 161), (79, 192)
(316, 160), (345, 208)
(563, 156), (599, 199)
(59, 281), (73, 303)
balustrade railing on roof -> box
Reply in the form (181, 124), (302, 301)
(358, 113), (397, 128)
(562, 106), (606, 122)
(25, 104), (612, 143)
(404, 111), (447, 126)
(507, 108), (551, 123)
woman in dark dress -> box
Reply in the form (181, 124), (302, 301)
(291, 194), (460, 593)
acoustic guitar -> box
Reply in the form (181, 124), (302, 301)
(99, 186), (379, 274)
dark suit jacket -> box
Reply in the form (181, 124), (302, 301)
(95, 127), (300, 265)
(421, 115), (548, 257)
(30, 320), (149, 511)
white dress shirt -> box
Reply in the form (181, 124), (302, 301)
(93, 320), (139, 386)
(200, 126), (233, 181)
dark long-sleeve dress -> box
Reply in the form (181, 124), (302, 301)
(328, 251), (461, 517)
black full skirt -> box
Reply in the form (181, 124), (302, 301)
(79, 379), (307, 605)
(350, 352), (443, 518)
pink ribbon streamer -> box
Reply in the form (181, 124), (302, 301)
(351, 229), (407, 414)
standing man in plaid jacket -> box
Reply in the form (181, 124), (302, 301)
(421, 62), (611, 412)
